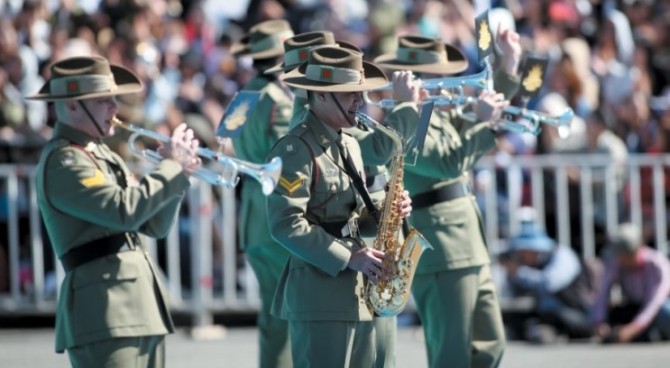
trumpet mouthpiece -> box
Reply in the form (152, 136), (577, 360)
(110, 116), (125, 128)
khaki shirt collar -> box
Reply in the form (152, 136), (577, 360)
(305, 110), (342, 150)
(53, 122), (97, 147)
(53, 122), (108, 158)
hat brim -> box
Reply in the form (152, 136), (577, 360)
(26, 65), (143, 101)
(374, 44), (469, 75)
(265, 62), (285, 75)
(232, 39), (285, 60)
(265, 40), (361, 75)
(281, 61), (388, 92)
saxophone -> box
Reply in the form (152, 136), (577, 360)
(355, 112), (433, 317)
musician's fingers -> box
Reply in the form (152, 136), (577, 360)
(367, 271), (380, 285)
(368, 248), (386, 259)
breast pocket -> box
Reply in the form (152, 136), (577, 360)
(310, 163), (354, 219)
(71, 256), (144, 336)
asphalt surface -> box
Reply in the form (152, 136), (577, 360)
(2, 326), (670, 368)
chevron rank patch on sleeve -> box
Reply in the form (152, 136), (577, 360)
(278, 175), (303, 194)
(80, 169), (106, 187)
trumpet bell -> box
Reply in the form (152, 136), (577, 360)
(251, 156), (282, 195)
(112, 116), (282, 195)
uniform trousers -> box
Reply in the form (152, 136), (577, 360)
(412, 265), (505, 368)
(67, 335), (165, 368)
(245, 242), (291, 368)
(289, 320), (375, 368)
(373, 316), (397, 368)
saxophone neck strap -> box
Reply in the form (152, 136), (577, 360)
(337, 141), (380, 224)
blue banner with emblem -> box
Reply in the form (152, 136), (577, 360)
(216, 91), (261, 138)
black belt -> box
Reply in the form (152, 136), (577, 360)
(366, 173), (388, 194)
(412, 181), (470, 209)
(60, 234), (135, 272)
(320, 218), (359, 239)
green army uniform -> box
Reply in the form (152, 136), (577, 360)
(269, 112), (377, 367)
(267, 45), (397, 367)
(37, 124), (189, 365)
(232, 75), (293, 368)
(374, 34), (522, 368)
(387, 71), (519, 368)
(29, 56), (190, 368)
(230, 19), (295, 368)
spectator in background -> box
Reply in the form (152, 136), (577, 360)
(561, 37), (599, 118)
(536, 93), (587, 253)
(592, 222), (670, 343)
(501, 208), (598, 344)
(582, 110), (629, 254)
(591, 8), (634, 91)
(547, 44), (594, 119)
(612, 89), (657, 154)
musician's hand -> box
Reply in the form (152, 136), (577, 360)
(496, 27), (522, 75)
(159, 123), (201, 174)
(398, 190), (412, 218)
(347, 248), (392, 285)
(392, 70), (426, 105)
(475, 90), (509, 126)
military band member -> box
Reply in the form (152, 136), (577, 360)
(28, 56), (201, 368)
(267, 46), (412, 368)
(268, 32), (422, 368)
(374, 29), (523, 368)
(230, 19), (295, 368)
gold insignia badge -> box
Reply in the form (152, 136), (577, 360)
(478, 20), (491, 52)
(224, 101), (250, 131)
(522, 64), (544, 93)
(278, 176), (303, 194)
(80, 169), (106, 187)
(475, 10), (493, 62)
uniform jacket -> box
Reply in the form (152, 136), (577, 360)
(36, 123), (190, 352)
(233, 76), (293, 249)
(386, 71), (520, 273)
(268, 111), (379, 322)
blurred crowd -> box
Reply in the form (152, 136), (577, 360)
(0, 0), (667, 163)
(1, 0), (670, 344)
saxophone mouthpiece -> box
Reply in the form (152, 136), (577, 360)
(354, 111), (377, 129)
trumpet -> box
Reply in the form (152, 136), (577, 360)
(364, 67), (490, 109)
(457, 105), (574, 136)
(495, 105), (574, 137)
(111, 117), (282, 195)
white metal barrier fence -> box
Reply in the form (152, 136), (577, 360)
(1, 153), (669, 325)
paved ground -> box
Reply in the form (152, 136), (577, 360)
(1, 326), (669, 368)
